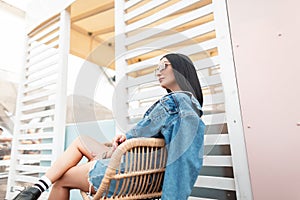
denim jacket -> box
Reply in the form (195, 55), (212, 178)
(126, 91), (205, 200)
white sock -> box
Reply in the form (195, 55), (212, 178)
(33, 175), (52, 192)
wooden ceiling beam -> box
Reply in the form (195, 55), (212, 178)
(92, 26), (114, 36)
(71, 1), (114, 23)
(72, 23), (109, 43)
(71, 23), (89, 35)
(71, 23), (105, 43)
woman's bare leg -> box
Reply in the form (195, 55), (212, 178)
(45, 135), (111, 183)
(48, 161), (95, 200)
(12, 135), (110, 200)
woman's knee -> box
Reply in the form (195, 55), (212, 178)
(51, 179), (64, 189)
(71, 136), (87, 149)
(73, 135), (92, 147)
(52, 172), (73, 189)
(73, 136), (83, 145)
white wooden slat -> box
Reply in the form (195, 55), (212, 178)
(199, 74), (222, 88)
(204, 134), (230, 145)
(128, 79), (154, 92)
(22, 90), (55, 103)
(0, 160), (10, 166)
(203, 93), (224, 105)
(20, 109), (55, 121)
(203, 156), (232, 167)
(128, 85), (224, 105)
(23, 79), (57, 94)
(28, 16), (60, 44)
(194, 175), (236, 191)
(15, 175), (39, 184)
(128, 87), (166, 102)
(27, 40), (59, 60)
(125, 43), (218, 75)
(126, 3), (213, 45)
(16, 165), (48, 173)
(21, 100), (55, 112)
(126, 61), (155, 74)
(125, 38), (217, 74)
(203, 110), (225, 116)
(16, 132), (54, 140)
(127, 73), (157, 88)
(27, 50), (58, 69)
(126, 65), (222, 88)
(0, 172), (9, 179)
(17, 154), (52, 161)
(25, 69), (58, 85)
(126, 39), (220, 74)
(126, 0), (202, 33)
(202, 113), (226, 125)
(19, 121), (54, 130)
(125, 0), (168, 21)
(17, 143), (53, 151)
(125, 21), (215, 60)
(124, 0), (143, 10)
(26, 60), (58, 76)
(28, 30), (59, 53)
(189, 197), (218, 200)
(205, 124), (226, 135)
(194, 56), (220, 71)
(177, 38), (218, 59)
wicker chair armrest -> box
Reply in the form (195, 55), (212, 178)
(94, 138), (165, 199)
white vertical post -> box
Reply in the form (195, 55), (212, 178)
(52, 8), (70, 160)
(114, 1), (130, 133)
(114, 1), (127, 83)
(213, 0), (253, 199)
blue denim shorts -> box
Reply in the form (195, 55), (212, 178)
(88, 159), (109, 192)
(89, 158), (127, 197)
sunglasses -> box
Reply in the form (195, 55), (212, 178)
(155, 62), (171, 75)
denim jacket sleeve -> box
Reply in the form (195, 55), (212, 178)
(161, 110), (205, 200)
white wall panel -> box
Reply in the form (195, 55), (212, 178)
(115, 0), (252, 199)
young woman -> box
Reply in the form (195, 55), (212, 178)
(13, 53), (205, 200)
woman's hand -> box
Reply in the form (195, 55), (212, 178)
(112, 134), (127, 149)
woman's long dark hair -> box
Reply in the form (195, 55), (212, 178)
(161, 53), (203, 107)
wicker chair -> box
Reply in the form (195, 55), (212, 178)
(80, 138), (167, 200)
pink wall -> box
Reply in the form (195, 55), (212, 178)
(226, 0), (300, 199)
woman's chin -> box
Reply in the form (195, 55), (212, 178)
(160, 84), (167, 89)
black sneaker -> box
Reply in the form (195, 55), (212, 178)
(13, 187), (41, 200)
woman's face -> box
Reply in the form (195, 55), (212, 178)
(156, 57), (181, 91)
